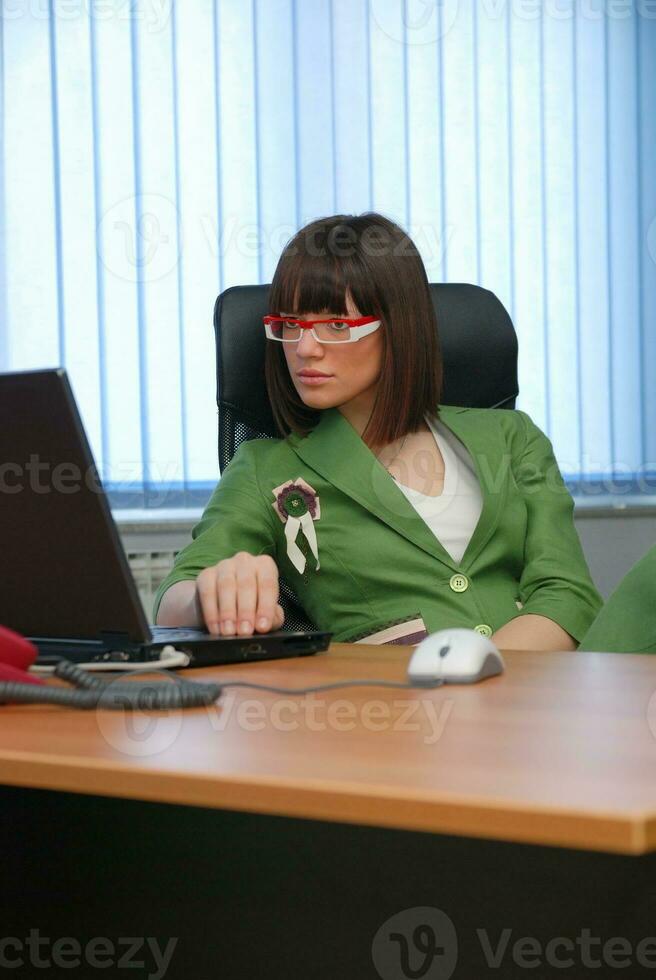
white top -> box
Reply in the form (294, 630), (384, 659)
(392, 412), (483, 565)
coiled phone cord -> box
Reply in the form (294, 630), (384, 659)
(0, 659), (221, 710)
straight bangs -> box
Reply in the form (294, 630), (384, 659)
(267, 238), (379, 321)
(264, 213), (443, 446)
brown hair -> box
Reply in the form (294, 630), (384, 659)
(264, 212), (442, 450)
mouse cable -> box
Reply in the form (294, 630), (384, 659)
(71, 663), (446, 695)
(212, 678), (444, 694)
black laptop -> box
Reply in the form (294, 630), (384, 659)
(0, 369), (332, 666)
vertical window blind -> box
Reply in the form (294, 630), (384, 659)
(1, 0), (654, 507)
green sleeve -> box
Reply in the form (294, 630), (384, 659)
(152, 440), (278, 623)
(577, 543), (656, 653)
(511, 410), (603, 643)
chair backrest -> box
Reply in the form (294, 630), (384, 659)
(213, 282), (519, 633)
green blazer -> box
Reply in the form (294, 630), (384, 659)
(578, 544), (656, 653)
(153, 405), (603, 645)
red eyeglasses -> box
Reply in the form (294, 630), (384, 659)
(263, 315), (381, 344)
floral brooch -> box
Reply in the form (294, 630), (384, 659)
(271, 477), (321, 574)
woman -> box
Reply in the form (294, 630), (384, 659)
(155, 213), (602, 651)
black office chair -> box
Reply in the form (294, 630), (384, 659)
(213, 283), (519, 633)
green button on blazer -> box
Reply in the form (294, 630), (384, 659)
(153, 405), (603, 645)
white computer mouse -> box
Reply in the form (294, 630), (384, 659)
(407, 628), (505, 685)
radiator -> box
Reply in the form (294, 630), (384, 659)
(126, 551), (177, 621)
(118, 514), (197, 621)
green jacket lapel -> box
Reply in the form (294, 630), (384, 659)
(287, 404), (509, 572)
(437, 406), (510, 571)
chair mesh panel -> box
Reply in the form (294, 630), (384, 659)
(219, 405), (318, 634)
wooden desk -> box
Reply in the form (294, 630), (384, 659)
(2, 644), (656, 979)
(1, 644), (656, 853)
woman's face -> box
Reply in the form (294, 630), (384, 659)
(282, 290), (384, 430)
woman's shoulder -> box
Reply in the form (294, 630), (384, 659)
(229, 433), (293, 456)
(226, 434), (300, 474)
(438, 403), (531, 430)
(436, 405), (545, 457)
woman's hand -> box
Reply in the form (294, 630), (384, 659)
(195, 552), (285, 636)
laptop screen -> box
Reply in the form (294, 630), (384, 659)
(0, 368), (151, 646)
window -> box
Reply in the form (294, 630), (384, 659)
(1, 0), (654, 507)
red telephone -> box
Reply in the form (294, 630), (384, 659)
(0, 624), (221, 709)
(0, 625), (44, 685)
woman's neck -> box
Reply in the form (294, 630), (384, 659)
(337, 400), (430, 451)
